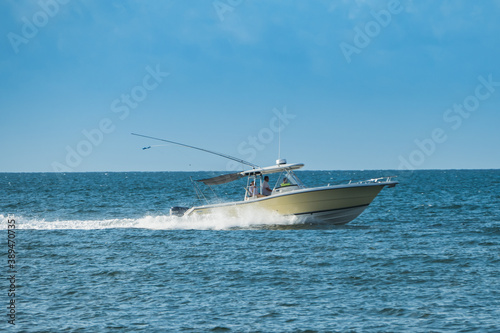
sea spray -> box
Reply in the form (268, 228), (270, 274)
(2, 209), (300, 231)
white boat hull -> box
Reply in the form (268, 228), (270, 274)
(184, 181), (396, 225)
(293, 204), (369, 225)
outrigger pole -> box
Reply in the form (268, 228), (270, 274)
(131, 133), (260, 169)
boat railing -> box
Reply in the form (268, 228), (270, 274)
(326, 176), (398, 187)
(347, 176), (398, 185)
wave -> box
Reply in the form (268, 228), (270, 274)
(0, 211), (301, 231)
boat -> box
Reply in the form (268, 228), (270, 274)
(132, 133), (398, 225)
(177, 159), (397, 225)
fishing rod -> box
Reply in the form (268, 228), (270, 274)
(131, 133), (260, 169)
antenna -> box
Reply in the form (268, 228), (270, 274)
(275, 116), (286, 166)
(278, 115), (281, 160)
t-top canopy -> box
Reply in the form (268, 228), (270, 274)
(197, 163), (304, 186)
(240, 163), (304, 176)
(198, 172), (243, 186)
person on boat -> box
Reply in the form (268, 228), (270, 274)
(248, 181), (258, 197)
(281, 177), (291, 187)
(262, 176), (272, 196)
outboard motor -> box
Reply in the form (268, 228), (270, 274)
(170, 206), (189, 217)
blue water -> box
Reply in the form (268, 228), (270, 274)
(1, 170), (500, 332)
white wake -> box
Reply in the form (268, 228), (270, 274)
(0, 211), (300, 231)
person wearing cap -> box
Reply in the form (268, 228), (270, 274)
(281, 177), (291, 187)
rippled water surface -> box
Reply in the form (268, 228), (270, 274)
(1, 170), (500, 332)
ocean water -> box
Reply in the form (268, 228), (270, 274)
(1, 170), (500, 332)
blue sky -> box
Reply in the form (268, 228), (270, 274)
(1, 0), (499, 172)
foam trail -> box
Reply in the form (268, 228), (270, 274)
(1, 211), (300, 231)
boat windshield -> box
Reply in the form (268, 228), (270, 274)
(273, 170), (304, 190)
